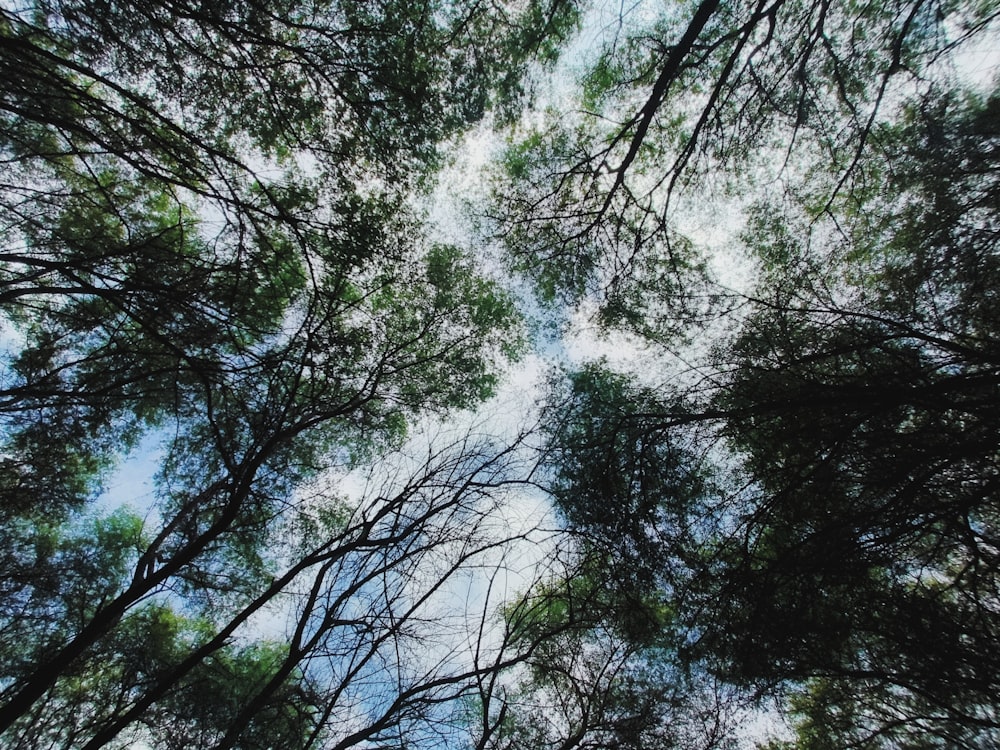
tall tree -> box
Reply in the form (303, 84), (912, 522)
(0, 0), (582, 746)
(479, 1), (1000, 746)
(695, 87), (1000, 747)
(489, 0), (998, 323)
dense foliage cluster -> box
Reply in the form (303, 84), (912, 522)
(487, 1), (1000, 747)
(1, 0), (998, 748)
(0, 1), (581, 747)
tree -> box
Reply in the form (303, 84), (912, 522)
(694, 87), (1000, 747)
(6, 0), (1000, 746)
(489, 0), (999, 324)
(478, 1), (1000, 745)
(0, 0), (583, 746)
(465, 528), (750, 750)
(461, 362), (752, 750)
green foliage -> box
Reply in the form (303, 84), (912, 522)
(368, 242), (526, 412)
(491, 113), (716, 340)
(488, 0), (1000, 338)
(482, 362), (734, 749)
(485, 5), (1000, 746)
(540, 362), (715, 596)
(153, 639), (318, 750)
(0, 0), (576, 746)
(0, 508), (145, 687)
(691, 85), (1000, 745)
(5, 0), (1000, 747)
(488, 0), (583, 123)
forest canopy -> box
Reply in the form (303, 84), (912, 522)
(1, 0), (998, 748)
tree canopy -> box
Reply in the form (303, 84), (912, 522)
(2, 0), (999, 748)
(0, 0), (582, 746)
(479, 0), (1000, 747)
